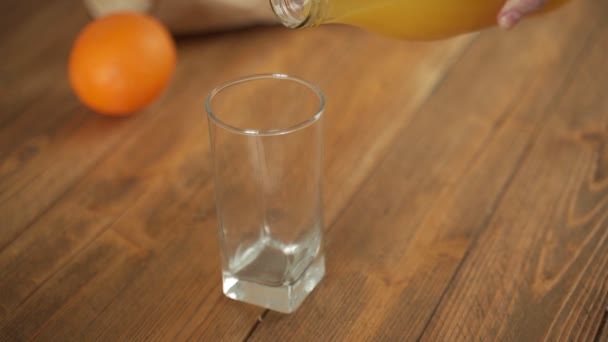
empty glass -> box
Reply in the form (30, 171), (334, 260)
(205, 74), (326, 313)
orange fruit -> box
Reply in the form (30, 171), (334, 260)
(68, 12), (177, 116)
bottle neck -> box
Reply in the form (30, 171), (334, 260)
(270, 0), (327, 29)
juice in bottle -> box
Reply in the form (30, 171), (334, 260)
(271, 0), (572, 40)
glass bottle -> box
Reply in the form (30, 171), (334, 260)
(270, 0), (572, 41)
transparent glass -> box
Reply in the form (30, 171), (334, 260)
(205, 74), (326, 314)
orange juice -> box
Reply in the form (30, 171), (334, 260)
(271, 0), (572, 41)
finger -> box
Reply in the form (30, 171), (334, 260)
(498, 0), (547, 30)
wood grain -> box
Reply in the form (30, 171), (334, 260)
(248, 0), (608, 340)
(1, 0), (607, 340)
(421, 15), (608, 340)
(597, 311), (608, 342)
(0, 1), (471, 340)
(0, 0), (167, 253)
(0, 232), (146, 342)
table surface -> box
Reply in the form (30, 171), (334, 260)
(2, 0), (608, 341)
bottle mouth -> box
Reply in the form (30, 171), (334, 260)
(270, 0), (315, 28)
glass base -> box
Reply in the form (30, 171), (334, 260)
(222, 254), (325, 314)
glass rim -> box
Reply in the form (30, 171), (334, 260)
(205, 73), (326, 137)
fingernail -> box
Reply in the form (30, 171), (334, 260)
(498, 11), (522, 30)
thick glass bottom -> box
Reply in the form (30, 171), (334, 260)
(223, 254), (325, 314)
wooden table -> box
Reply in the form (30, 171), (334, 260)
(2, 0), (607, 340)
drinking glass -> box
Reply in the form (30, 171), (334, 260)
(205, 74), (326, 313)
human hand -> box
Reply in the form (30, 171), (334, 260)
(498, 0), (547, 30)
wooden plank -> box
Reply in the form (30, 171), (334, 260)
(597, 311), (608, 342)
(81, 29), (471, 342)
(26, 238), (149, 342)
(0, 0), (170, 251)
(0, 2), (251, 255)
(0, 18), (252, 319)
(0, 36), (252, 317)
(0, 0), (88, 132)
(0, 231), (145, 342)
(420, 10), (608, 341)
(247, 0), (603, 340)
(0, 18), (471, 342)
